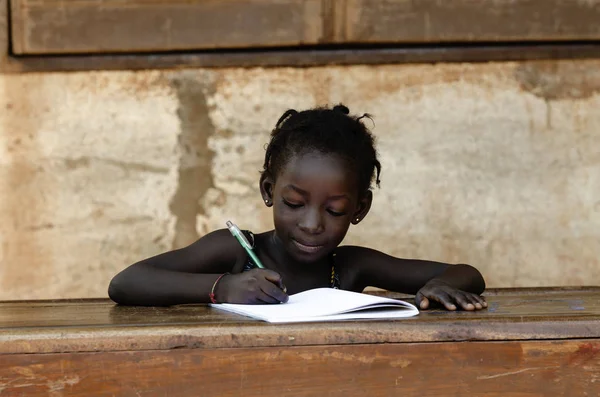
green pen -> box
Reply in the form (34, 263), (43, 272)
(226, 220), (265, 269)
(226, 220), (287, 294)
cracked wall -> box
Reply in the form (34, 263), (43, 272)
(1, 60), (599, 299)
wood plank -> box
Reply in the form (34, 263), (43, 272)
(5, 43), (600, 73)
(0, 0), (10, 70)
(4, 288), (599, 329)
(4, 0), (600, 73)
(1, 289), (599, 354)
(10, 0), (600, 56)
(10, 0), (325, 55)
(1, 340), (598, 396)
(341, 0), (600, 44)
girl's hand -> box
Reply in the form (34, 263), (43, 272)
(216, 269), (288, 304)
(416, 279), (487, 311)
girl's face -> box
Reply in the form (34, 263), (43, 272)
(262, 151), (371, 263)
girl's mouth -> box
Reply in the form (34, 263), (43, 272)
(292, 239), (325, 254)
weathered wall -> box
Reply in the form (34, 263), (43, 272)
(1, 60), (599, 300)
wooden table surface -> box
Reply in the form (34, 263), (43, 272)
(1, 287), (599, 396)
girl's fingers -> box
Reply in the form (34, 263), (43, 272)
(477, 295), (488, 307)
(261, 282), (288, 303)
(418, 289), (488, 311)
(418, 296), (430, 310)
(466, 293), (487, 309)
(428, 292), (456, 311)
(459, 293), (479, 310)
(255, 290), (281, 304)
(415, 291), (429, 309)
(452, 292), (475, 311)
(469, 295), (483, 310)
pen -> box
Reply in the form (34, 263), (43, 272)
(226, 220), (265, 269)
(226, 221), (287, 294)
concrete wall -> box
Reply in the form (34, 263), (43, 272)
(1, 60), (599, 300)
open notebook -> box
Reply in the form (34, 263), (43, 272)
(210, 288), (419, 323)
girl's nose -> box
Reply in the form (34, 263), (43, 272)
(298, 209), (324, 234)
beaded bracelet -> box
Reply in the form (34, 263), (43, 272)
(209, 273), (229, 304)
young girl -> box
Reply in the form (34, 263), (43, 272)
(109, 104), (487, 311)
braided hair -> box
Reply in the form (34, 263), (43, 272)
(262, 104), (381, 195)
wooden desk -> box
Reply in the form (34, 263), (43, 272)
(1, 288), (599, 396)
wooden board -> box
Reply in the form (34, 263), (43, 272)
(9, 0), (600, 55)
(1, 340), (598, 396)
(6, 43), (600, 73)
(0, 288), (599, 396)
(1, 287), (599, 354)
(4, 1), (600, 73)
(10, 0), (326, 55)
(0, 0), (9, 69)
(341, 0), (600, 44)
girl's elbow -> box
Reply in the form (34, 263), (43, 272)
(475, 277), (486, 294)
(107, 279), (120, 303)
(108, 274), (129, 304)
(457, 263), (486, 294)
(467, 264), (486, 293)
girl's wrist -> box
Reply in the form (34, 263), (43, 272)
(209, 273), (230, 303)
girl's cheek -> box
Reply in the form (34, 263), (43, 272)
(326, 219), (348, 233)
(276, 207), (298, 222)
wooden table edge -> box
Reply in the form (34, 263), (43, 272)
(2, 317), (599, 355)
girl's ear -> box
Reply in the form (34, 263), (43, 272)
(259, 173), (274, 207)
(351, 190), (372, 225)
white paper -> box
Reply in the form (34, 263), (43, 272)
(210, 288), (418, 323)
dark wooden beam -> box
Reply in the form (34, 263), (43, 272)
(3, 0), (600, 73)
(10, 0), (600, 56)
(4, 43), (600, 73)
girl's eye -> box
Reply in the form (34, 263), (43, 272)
(327, 209), (346, 217)
(282, 199), (303, 209)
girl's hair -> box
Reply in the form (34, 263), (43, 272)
(262, 104), (381, 194)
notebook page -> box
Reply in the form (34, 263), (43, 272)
(212, 288), (417, 322)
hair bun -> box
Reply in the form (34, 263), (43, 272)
(332, 104), (350, 115)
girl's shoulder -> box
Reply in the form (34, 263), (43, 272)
(334, 245), (378, 264)
(332, 245), (379, 290)
(186, 228), (247, 261)
(334, 245), (403, 273)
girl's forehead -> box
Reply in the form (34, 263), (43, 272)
(284, 151), (346, 172)
(277, 152), (359, 191)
